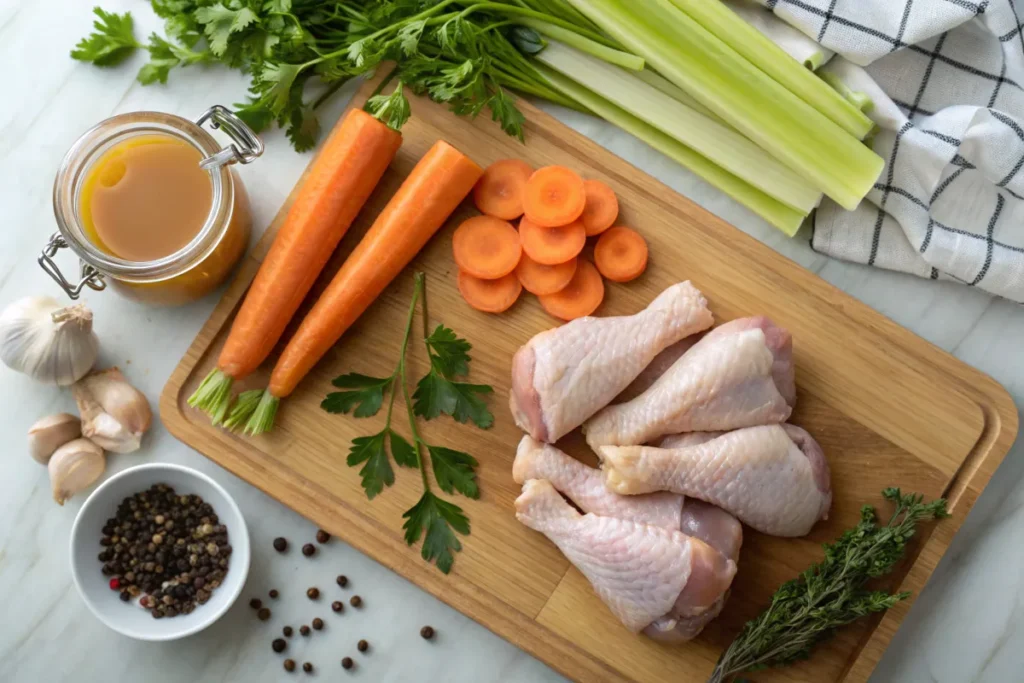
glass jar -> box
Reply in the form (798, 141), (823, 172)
(43, 106), (263, 306)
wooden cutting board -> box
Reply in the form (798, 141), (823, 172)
(161, 79), (1018, 683)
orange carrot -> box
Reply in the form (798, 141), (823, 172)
(538, 259), (605, 321)
(515, 253), (578, 295)
(473, 159), (533, 220)
(452, 215), (522, 279)
(594, 226), (648, 282)
(458, 270), (523, 313)
(236, 140), (483, 435)
(580, 179), (619, 236)
(519, 217), (586, 265)
(523, 166), (586, 227)
(188, 108), (403, 425)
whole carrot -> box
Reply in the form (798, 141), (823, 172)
(236, 140), (484, 435)
(188, 104), (403, 424)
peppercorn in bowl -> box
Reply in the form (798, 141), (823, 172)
(70, 463), (250, 641)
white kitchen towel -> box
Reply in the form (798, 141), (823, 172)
(754, 0), (1024, 302)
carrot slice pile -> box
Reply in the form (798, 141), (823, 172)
(523, 166), (586, 227)
(580, 179), (619, 236)
(458, 270), (523, 313)
(538, 259), (605, 321)
(519, 217), (586, 266)
(452, 215), (522, 279)
(473, 159), (533, 220)
(516, 254), (578, 295)
(594, 226), (648, 282)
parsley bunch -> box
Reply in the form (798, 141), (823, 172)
(709, 488), (949, 683)
(321, 273), (492, 574)
(72, 1), (601, 150)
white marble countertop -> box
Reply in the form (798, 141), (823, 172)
(1, 2), (1022, 682)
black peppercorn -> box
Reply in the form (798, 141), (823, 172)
(258, 607), (271, 621)
(119, 590), (131, 602)
(335, 575), (348, 588)
(299, 625), (311, 636)
(306, 587), (319, 600)
(272, 638), (287, 653)
(341, 657), (354, 670)
(350, 595), (362, 608)
(269, 589), (279, 599)
(284, 659), (296, 672)
(420, 625), (435, 640)
(357, 639), (368, 652)
(283, 626), (293, 637)
(312, 617), (324, 630)
(302, 662), (313, 673)
(273, 537), (288, 553)
(331, 601), (343, 613)
(301, 543), (316, 557)
(249, 598), (262, 610)
(316, 529), (330, 543)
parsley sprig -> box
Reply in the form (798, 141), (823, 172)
(71, 8), (140, 66)
(709, 488), (949, 683)
(321, 273), (490, 573)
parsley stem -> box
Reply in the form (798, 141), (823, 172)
(455, 3), (617, 48)
(398, 273), (431, 491)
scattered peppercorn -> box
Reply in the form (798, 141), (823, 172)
(316, 529), (330, 543)
(109, 577), (120, 590)
(272, 638), (287, 653)
(335, 575), (348, 588)
(357, 639), (368, 653)
(350, 595), (362, 608)
(306, 587), (319, 600)
(283, 626), (293, 637)
(249, 598), (262, 610)
(119, 590), (131, 602)
(269, 589), (279, 599)
(273, 537), (288, 553)
(258, 607), (271, 621)
(301, 543), (316, 557)
(420, 626), (435, 640)
(299, 625), (311, 636)
(283, 659), (296, 672)
(312, 617), (324, 630)
(331, 600), (344, 613)
(341, 657), (354, 670)
(303, 662), (313, 673)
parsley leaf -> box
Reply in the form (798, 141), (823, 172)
(423, 324), (472, 377)
(389, 430), (419, 468)
(346, 431), (392, 500)
(321, 373), (392, 418)
(365, 82), (411, 133)
(138, 33), (209, 85)
(402, 491), (470, 574)
(194, 3), (258, 56)
(71, 8), (140, 66)
(428, 445), (479, 499)
(414, 373), (494, 428)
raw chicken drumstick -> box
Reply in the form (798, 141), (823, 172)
(515, 479), (737, 642)
(600, 424), (831, 537)
(513, 435), (742, 562)
(510, 282), (714, 443)
(584, 316), (795, 449)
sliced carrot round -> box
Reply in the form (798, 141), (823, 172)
(594, 226), (648, 283)
(523, 166), (586, 228)
(538, 259), (605, 321)
(457, 270), (523, 313)
(452, 215), (522, 280)
(516, 253), (578, 296)
(580, 179), (619, 236)
(473, 159), (533, 220)
(519, 217), (586, 266)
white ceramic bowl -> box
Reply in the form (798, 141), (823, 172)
(69, 463), (250, 641)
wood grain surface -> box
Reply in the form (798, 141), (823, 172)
(160, 80), (1018, 683)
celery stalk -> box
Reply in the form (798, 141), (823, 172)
(564, 0), (883, 210)
(633, 68), (719, 121)
(820, 72), (875, 115)
(534, 64), (808, 236)
(720, 0), (835, 71)
(519, 18), (645, 70)
(667, 0), (868, 137)
(537, 41), (820, 213)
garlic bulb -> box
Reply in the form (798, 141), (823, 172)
(73, 367), (152, 453)
(0, 296), (99, 385)
(28, 413), (82, 464)
(49, 438), (105, 505)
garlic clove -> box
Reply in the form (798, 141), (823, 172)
(73, 367), (152, 454)
(28, 413), (82, 464)
(0, 297), (99, 386)
(49, 438), (105, 505)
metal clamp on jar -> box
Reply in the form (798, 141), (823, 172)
(44, 105), (263, 306)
